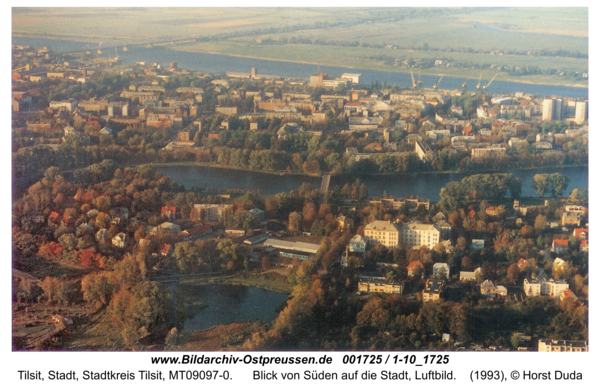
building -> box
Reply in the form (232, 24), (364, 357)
(49, 99), (77, 112)
(349, 235), (366, 253)
(340, 73), (361, 84)
(552, 239), (569, 254)
(179, 224), (212, 241)
(399, 222), (441, 249)
(263, 239), (320, 262)
(407, 261), (424, 278)
(573, 228), (588, 240)
(524, 270), (569, 298)
(191, 204), (232, 221)
(358, 277), (402, 294)
(471, 147), (507, 160)
(423, 279), (445, 302)
(157, 222), (181, 235)
(538, 339), (588, 352)
(369, 195), (430, 212)
(248, 208), (266, 222)
(574, 101), (588, 124)
(542, 98), (563, 121)
(364, 221), (401, 248)
(415, 140), (431, 160)
(480, 280), (507, 297)
(112, 232), (127, 248)
(561, 212), (581, 227)
(161, 206), (177, 221)
(277, 122), (305, 140)
(460, 268), (481, 281)
(263, 238), (320, 254)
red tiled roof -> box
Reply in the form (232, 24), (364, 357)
(553, 239), (569, 248)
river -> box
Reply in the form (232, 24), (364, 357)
(155, 164), (588, 201)
(12, 36), (588, 98)
(173, 284), (288, 332)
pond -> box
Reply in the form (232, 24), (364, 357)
(173, 283), (289, 332)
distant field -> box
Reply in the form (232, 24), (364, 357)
(12, 7), (587, 51)
(12, 7), (588, 86)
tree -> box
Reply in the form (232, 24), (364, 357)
(174, 241), (202, 273)
(507, 264), (521, 284)
(532, 173), (570, 197)
(131, 281), (179, 334)
(288, 211), (302, 232)
(547, 173), (570, 197)
(261, 256), (271, 271)
(461, 256), (472, 271)
(82, 273), (114, 305)
(40, 277), (67, 304)
(569, 188), (588, 203)
(532, 174), (549, 197)
(534, 214), (548, 233)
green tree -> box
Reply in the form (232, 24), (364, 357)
(547, 173), (570, 197)
(532, 174), (549, 197)
(174, 241), (202, 273)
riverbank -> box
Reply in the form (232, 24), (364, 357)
(180, 272), (293, 294)
(151, 160), (588, 180)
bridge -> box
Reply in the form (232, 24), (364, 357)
(320, 173), (331, 194)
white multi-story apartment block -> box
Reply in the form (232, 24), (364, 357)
(574, 101), (588, 124)
(364, 221), (401, 248)
(399, 222), (441, 249)
(542, 98), (563, 121)
(49, 99), (77, 112)
(191, 204), (232, 221)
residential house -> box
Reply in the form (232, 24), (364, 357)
(158, 243), (172, 257)
(517, 258), (529, 270)
(423, 279), (445, 302)
(95, 228), (108, 242)
(161, 206), (177, 221)
(573, 228), (588, 240)
(480, 280), (508, 297)
(112, 232), (127, 248)
(552, 239), (569, 254)
(524, 270), (569, 298)
(349, 235), (367, 253)
(460, 267), (481, 281)
(407, 261), (424, 278)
